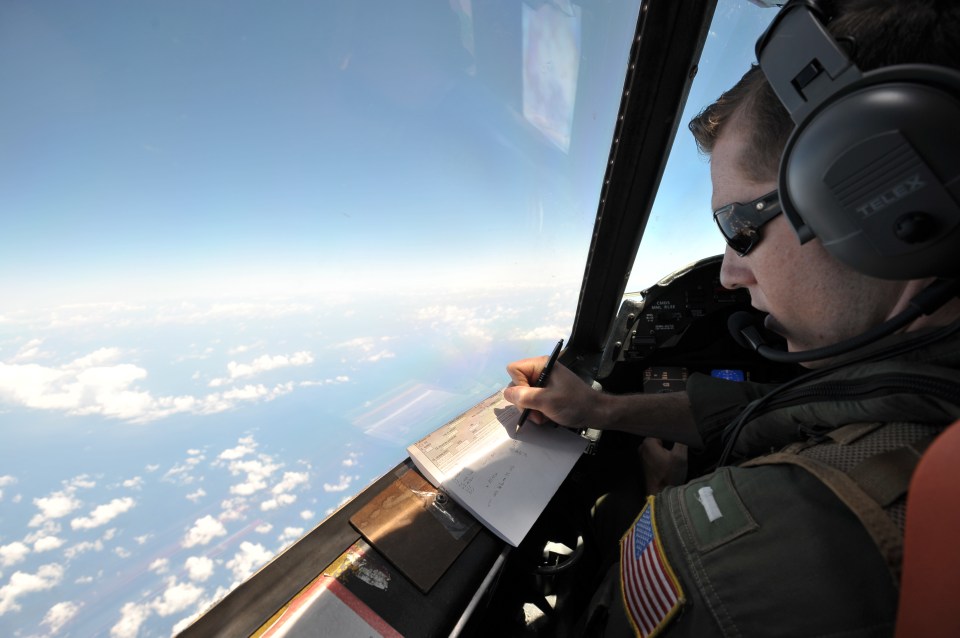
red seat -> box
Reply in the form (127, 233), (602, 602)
(895, 418), (960, 637)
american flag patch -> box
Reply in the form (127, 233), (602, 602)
(620, 497), (684, 637)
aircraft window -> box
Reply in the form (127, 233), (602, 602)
(626, 0), (776, 293)
(0, 1), (640, 635)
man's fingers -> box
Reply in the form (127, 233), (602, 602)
(505, 356), (548, 387)
(503, 384), (538, 408)
(503, 361), (586, 429)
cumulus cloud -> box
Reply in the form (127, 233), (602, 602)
(182, 515), (227, 548)
(186, 488), (207, 503)
(272, 471), (308, 495)
(0, 542), (30, 568)
(341, 452), (360, 467)
(64, 540), (104, 559)
(33, 536), (65, 553)
(149, 558), (169, 574)
(322, 475), (354, 493)
(259, 493), (296, 511)
(209, 351), (314, 387)
(162, 462), (196, 486)
(218, 436), (256, 461)
(23, 522), (60, 545)
(228, 458), (280, 496)
(184, 556), (215, 583)
(0, 563), (65, 615)
(222, 383), (292, 402)
(169, 585), (232, 637)
(0, 348), (299, 424)
(70, 497), (136, 530)
(300, 510), (315, 521)
(42, 600), (81, 634)
(122, 476), (143, 489)
(255, 523), (273, 534)
(226, 542), (272, 582)
(278, 527), (304, 544)
(0, 349), (151, 419)
(30, 490), (82, 528)
(151, 577), (204, 617)
(219, 497), (248, 522)
(111, 601), (151, 638)
(67, 475), (96, 490)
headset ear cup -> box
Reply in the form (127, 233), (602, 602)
(779, 66), (960, 280)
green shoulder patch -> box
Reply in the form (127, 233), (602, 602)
(680, 468), (758, 552)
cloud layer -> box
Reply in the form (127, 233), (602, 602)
(0, 347), (302, 424)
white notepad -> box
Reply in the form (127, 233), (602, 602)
(407, 390), (587, 547)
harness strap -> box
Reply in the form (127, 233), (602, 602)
(741, 452), (904, 584)
(826, 422), (883, 445)
(849, 441), (931, 508)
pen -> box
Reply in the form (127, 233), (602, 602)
(516, 338), (564, 432)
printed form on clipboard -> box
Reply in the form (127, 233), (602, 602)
(406, 390), (588, 547)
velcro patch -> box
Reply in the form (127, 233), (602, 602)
(620, 496), (684, 637)
(681, 468), (758, 552)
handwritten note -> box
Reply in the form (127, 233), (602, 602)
(407, 390), (587, 546)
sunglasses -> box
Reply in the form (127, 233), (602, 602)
(713, 190), (782, 256)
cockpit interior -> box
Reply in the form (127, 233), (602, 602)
(5, 0), (957, 636)
(180, 2), (814, 636)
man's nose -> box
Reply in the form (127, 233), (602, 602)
(719, 244), (751, 290)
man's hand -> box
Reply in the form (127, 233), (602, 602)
(503, 357), (601, 429)
(502, 357), (704, 449)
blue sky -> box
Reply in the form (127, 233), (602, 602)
(1, 0), (628, 307)
(0, 1), (775, 636)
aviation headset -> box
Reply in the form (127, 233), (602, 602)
(755, 0), (960, 280)
(727, 0), (960, 363)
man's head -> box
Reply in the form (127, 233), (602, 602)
(690, 0), (960, 181)
(689, 0), (960, 359)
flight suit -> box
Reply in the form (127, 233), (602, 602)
(584, 327), (960, 637)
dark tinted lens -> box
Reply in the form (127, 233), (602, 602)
(713, 191), (781, 256)
(714, 205), (759, 255)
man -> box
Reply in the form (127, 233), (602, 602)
(503, 0), (960, 635)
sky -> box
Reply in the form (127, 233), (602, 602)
(0, 1), (774, 636)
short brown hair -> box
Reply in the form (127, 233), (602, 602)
(689, 0), (960, 181)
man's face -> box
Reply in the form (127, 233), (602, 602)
(711, 125), (907, 360)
